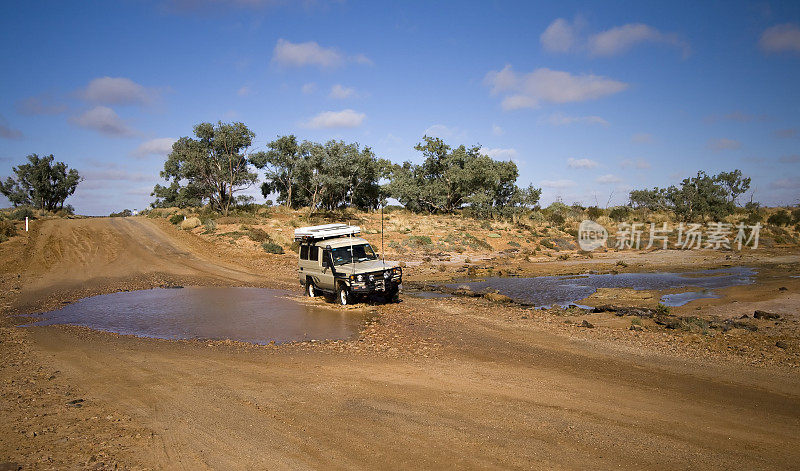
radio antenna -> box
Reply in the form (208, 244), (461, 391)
(381, 203), (384, 263)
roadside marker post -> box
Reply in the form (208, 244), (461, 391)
(25, 217), (28, 232)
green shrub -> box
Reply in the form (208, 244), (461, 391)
(203, 219), (217, 233)
(548, 213), (565, 225)
(609, 206), (630, 222)
(261, 242), (284, 254)
(508, 240), (520, 247)
(11, 207), (34, 221)
(0, 220), (17, 239)
(767, 210), (792, 226)
(655, 303), (670, 316)
(109, 209), (132, 217)
(792, 207), (800, 224)
(56, 205), (75, 217)
(680, 316), (709, 334)
(743, 211), (762, 225)
(247, 227), (270, 242)
(586, 206), (603, 220)
(169, 213), (184, 225)
(405, 235), (432, 246)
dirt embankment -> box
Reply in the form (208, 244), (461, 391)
(1, 217), (799, 470)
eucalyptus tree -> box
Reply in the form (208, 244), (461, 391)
(0, 153), (81, 211)
(152, 121), (259, 214)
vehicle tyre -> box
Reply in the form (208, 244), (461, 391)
(337, 284), (351, 306)
(306, 280), (317, 298)
(384, 287), (399, 303)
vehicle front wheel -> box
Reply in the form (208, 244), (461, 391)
(337, 285), (351, 305)
(384, 287), (400, 303)
(306, 281), (317, 298)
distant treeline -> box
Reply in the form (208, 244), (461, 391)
(150, 121), (541, 217)
(0, 120), (780, 225)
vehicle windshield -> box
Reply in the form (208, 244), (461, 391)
(331, 244), (377, 266)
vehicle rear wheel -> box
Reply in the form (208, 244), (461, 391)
(306, 280), (317, 298)
(337, 284), (351, 305)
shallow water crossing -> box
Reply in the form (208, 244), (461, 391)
(446, 266), (756, 307)
(28, 287), (371, 344)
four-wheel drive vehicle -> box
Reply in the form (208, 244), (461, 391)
(295, 224), (402, 305)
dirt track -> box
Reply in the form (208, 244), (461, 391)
(2, 217), (799, 469)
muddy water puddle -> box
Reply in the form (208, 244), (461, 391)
(27, 287), (371, 344)
(446, 266), (755, 307)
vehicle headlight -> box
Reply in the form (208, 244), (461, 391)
(394, 267), (402, 276)
(356, 274), (365, 282)
(384, 271), (391, 279)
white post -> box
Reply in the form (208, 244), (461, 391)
(25, 217), (28, 232)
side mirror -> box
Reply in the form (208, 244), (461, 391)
(375, 253), (380, 259)
(322, 258), (330, 268)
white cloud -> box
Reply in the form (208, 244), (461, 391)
(631, 133), (654, 144)
(541, 19), (688, 57)
(301, 83), (316, 94)
(351, 53), (373, 65)
(237, 86), (252, 97)
(273, 39), (342, 68)
(501, 95), (538, 111)
(491, 124), (504, 136)
(567, 157), (599, 169)
(773, 128), (798, 139)
(329, 84), (356, 99)
(484, 65), (628, 110)
(760, 23), (800, 53)
(540, 179), (576, 189)
(596, 174), (622, 184)
(542, 112), (609, 126)
(620, 158), (651, 169)
(222, 110), (239, 120)
(424, 124), (462, 139)
(540, 18), (579, 53)
(707, 138), (741, 151)
(133, 137), (176, 157)
(15, 95), (67, 116)
(80, 77), (158, 106)
(588, 23), (689, 57)
(272, 39), (371, 68)
(481, 147), (518, 160)
(70, 106), (136, 137)
(0, 115), (23, 140)
(772, 176), (800, 190)
(83, 169), (152, 183)
(303, 109), (365, 129)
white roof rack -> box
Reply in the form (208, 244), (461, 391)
(294, 223), (361, 241)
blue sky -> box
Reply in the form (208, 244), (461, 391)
(1, 0), (798, 215)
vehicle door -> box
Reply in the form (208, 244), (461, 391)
(298, 243), (316, 283)
(318, 247), (336, 291)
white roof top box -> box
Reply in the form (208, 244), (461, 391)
(294, 223), (361, 241)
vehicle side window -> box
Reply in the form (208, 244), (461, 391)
(322, 249), (331, 267)
(309, 245), (319, 261)
(300, 244), (309, 260)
